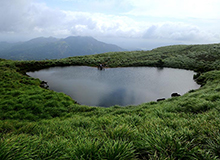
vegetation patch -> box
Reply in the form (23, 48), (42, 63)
(1, 43), (220, 159)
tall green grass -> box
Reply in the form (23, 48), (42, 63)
(1, 44), (220, 159)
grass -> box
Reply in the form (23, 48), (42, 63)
(1, 43), (220, 159)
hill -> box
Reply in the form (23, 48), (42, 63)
(0, 36), (125, 60)
(1, 43), (220, 159)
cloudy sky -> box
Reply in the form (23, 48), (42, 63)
(1, 0), (220, 49)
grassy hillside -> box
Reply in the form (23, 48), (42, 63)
(1, 43), (220, 159)
(15, 43), (220, 73)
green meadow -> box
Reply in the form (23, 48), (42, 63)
(1, 43), (220, 159)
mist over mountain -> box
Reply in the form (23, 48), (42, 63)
(0, 36), (125, 60)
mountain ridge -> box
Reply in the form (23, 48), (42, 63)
(0, 36), (125, 60)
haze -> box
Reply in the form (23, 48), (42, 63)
(1, 0), (220, 50)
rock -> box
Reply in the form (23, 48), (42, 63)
(98, 64), (103, 70)
(40, 81), (49, 89)
(171, 93), (181, 97)
(157, 98), (166, 102)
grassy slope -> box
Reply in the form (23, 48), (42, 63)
(1, 44), (220, 159)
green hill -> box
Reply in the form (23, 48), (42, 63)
(1, 43), (220, 159)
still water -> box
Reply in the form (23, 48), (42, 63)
(27, 66), (200, 107)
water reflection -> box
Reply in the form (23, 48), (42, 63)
(27, 66), (200, 107)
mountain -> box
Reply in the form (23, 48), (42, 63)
(0, 36), (125, 60)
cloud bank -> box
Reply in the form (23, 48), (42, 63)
(126, 0), (220, 19)
(0, 0), (219, 48)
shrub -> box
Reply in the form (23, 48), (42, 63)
(105, 124), (137, 141)
(34, 140), (68, 159)
(102, 140), (136, 160)
(175, 98), (214, 114)
(136, 129), (198, 159)
(206, 132), (220, 159)
(71, 138), (102, 160)
(0, 134), (38, 159)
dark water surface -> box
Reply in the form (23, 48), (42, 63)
(27, 66), (200, 107)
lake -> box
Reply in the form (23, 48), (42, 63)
(27, 66), (200, 107)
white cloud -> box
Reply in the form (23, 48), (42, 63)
(0, 0), (64, 34)
(61, 0), (131, 13)
(0, 0), (30, 32)
(143, 22), (220, 42)
(126, 0), (220, 19)
(0, 0), (219, 45)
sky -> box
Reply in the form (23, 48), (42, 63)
(0, 0), (220, 50)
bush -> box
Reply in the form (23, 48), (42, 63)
(136, 129), (198, 159)
(174, 99), (214, 114)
